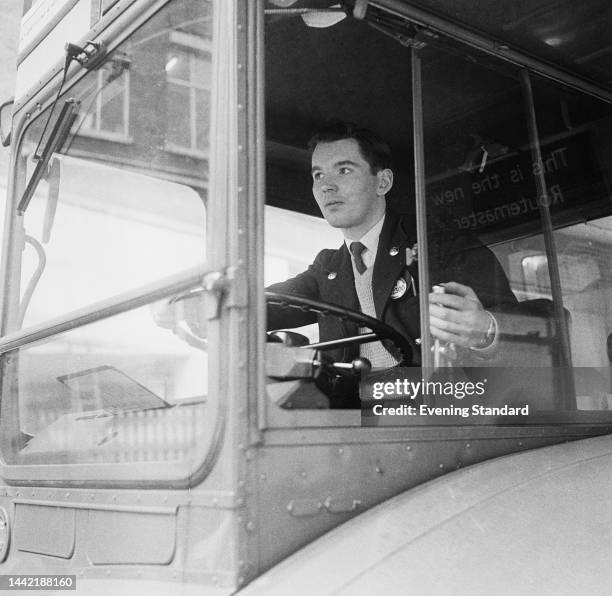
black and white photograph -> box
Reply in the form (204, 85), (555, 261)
(0, 1), (611, 594)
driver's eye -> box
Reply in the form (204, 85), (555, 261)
(339, 167), (351, 174)
(312, 172), (323, 181)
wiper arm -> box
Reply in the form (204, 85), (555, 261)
(17, 98), (79, 215)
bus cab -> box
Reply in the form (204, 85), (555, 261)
(1, 0), (612, 593)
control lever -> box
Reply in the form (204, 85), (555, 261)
(432, 285), (455, 369)
(331, 357), (372, 377)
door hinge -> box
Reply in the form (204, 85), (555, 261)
(202, 266), (247, 320)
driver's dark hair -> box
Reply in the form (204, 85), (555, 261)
(307, 121), (392, 174)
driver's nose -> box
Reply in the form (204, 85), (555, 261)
(322, 180), (338, 193)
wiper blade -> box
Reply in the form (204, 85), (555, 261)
(17, 98), (79, 215)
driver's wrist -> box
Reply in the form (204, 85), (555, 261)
(472, 311), (496, 350)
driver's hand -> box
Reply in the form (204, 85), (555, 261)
(428, 282), (492, 348)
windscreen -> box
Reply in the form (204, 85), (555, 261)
(1, 0), (218, 468)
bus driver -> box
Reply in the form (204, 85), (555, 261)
(266, 122), (517, 397)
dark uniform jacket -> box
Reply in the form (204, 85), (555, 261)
(267, 210), (516, 365)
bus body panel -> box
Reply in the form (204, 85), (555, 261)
(241, 432), (612, 595)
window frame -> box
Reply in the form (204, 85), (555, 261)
(0, 0), (235, 488)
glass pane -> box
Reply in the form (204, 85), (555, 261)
(2, 0), (219, 478)
(1, 297), (211, 465)
(12, 0), (214, 331)
(422, 37), (612, 418)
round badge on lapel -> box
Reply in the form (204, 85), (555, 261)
(327, 272), (337, 280)
(391, 277), (407, 299)
(389, 246), (399, 256)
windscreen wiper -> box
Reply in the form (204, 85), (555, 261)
(17, 98), (79, 215)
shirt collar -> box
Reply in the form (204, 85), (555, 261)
(343, 213), (386, 255)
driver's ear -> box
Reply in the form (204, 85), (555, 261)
(376, 168), (393, 196)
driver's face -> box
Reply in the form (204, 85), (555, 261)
(311, 139), (390, 238)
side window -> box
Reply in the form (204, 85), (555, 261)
(423, 37), (612, 415)
(262, 5), (612, 423)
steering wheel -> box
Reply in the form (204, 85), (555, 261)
(266, 291), (414, 365)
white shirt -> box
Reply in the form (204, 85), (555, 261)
(343, 214), (386, 271)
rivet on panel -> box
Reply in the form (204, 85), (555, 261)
(518, 442), (523, 447)
(405, 445), (411, 451)
(259, 473), (266, 481)
(439, 464), (444, 469)
(338, 447), (344, 454)
(238, 144), (244, 152)
(246, 521), (255, 532)
(238, 63), (243, 70)
(238, 103), (244, 110)
(465, 443), (471, 449)
(300, 471), (307, 478)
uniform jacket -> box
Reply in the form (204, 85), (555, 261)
(267, 210), (516, 364)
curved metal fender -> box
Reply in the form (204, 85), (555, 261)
(240, 433), (612, 595)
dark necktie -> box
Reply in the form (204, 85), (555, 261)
(350, 241), (367, 275)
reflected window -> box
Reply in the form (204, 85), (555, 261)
(165, 32), (211, 156)
(80, 63), (131, 141)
